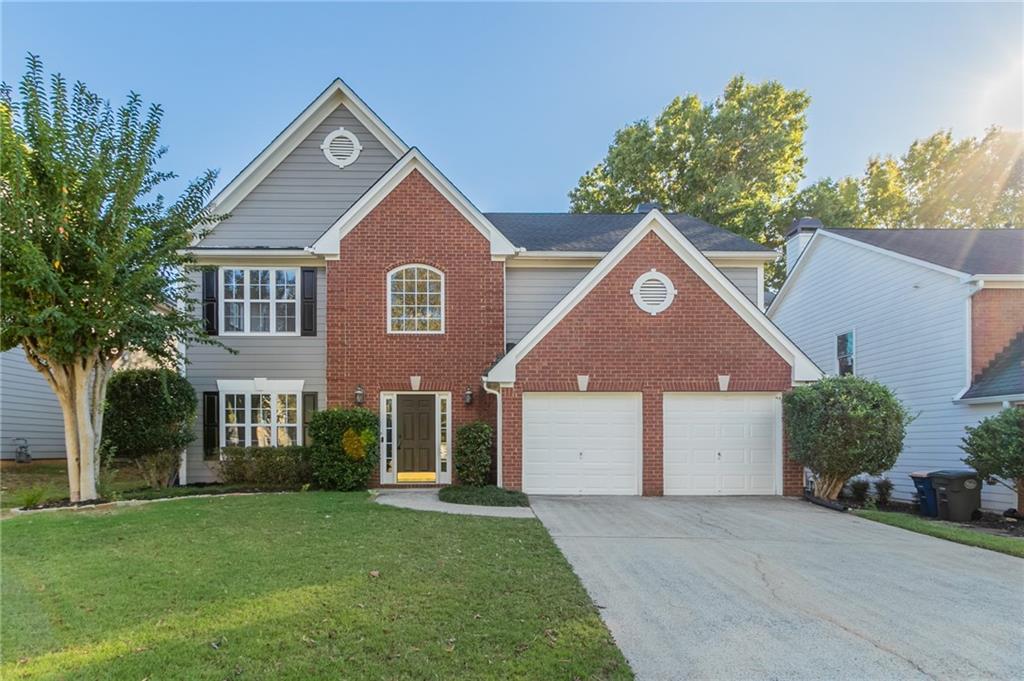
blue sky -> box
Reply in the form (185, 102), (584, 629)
(3, 2), (1022, 211)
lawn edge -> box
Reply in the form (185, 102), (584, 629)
(854, 509), (1024, 559)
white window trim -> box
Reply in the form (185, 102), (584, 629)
(219, 267), (301, 336)
(836, 330), (856, 376)
(386, 264), (446, 335)
(217, 379), (305, 449)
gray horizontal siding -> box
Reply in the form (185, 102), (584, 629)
(506, 268), (590, 344)
(505, 265), (761, 343)
(184, 267), (327, 482)
(719, 267), (758, 305)
(1, 348), (65, 459)
(198, 104), (397, 248)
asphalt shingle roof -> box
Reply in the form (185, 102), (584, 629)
(825, 228), (1024, 276)
(962, 332), (1024, 400)
(484, 213), (772, 253)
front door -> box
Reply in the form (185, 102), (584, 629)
(397, 394), (436, 482)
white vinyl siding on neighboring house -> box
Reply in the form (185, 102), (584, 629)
(0, 348), (66, 459)
(770, 235), (1011, 510)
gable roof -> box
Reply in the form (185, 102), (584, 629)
(961, 331), (1024, 402)
(825, 228), (1024, 276)
(203, 78), (408, 221)
(308, 148), (517, 258)
(485, 213), (774, 254)
(486, 210), (822, 384)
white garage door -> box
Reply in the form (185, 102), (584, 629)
(663, 393), (779, 495)
(522, 393), (641, 495)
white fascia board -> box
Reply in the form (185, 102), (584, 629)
(955, 393), (1024, 405)
(487, 210), (822, 384)
(308, 148), (517, 258)
(969, 274), (1024, 289)
(197, 79), (408, 244)
(766, 230), (824, 315)
(704, 250), (779, 263)
(505, 250), (775, 270)
(184, 249), (323, 262)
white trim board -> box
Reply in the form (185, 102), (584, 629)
(196, 78), (408, 243)
(308, 148), (517, 258)
(486, 209), (822, 385)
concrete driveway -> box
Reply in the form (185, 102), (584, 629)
(532, 496), (1023, 681)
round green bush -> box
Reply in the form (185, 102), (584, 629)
(308, 407), (379, 490)
(454, 421), (493, 487)
(961, 407), (1023, 500)
(783, 376), (911, 500)
(102, 368), (197, 488)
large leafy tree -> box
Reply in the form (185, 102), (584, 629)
(783, 128), (1024, 231)
(1, 55), (220, 501)
(570, 76), (810, 254)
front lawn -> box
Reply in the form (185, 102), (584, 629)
(855, 509), (1024, 559)
(1, 492), (631, 680)
(0, 461), (147, 511)
(439, 484), (530, 507)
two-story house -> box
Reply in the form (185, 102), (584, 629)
(182, 79), (821, 497)
(770, 220), (1024, 511)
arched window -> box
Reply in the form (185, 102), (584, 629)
(387, 265), (444, 333)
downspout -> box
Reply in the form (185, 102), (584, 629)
(481, 378), (502, 488)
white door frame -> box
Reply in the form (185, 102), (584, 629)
(379, 391), (453, 485)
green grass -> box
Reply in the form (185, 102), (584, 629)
(439, 485), (530, 507)
(855, 509), (1024, 558)
(1, 492), (630, 680)
(1, 461), (148, 511)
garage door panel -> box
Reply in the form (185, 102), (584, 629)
(664, 393), (779, 496)
(523, 393), (641, 495)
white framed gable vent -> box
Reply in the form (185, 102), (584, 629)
(321, 127), (362, 168)
(631, 269), (676, 315)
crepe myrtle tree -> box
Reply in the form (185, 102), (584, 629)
(0, 55), (221, 501)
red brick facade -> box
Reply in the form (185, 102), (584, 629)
(971, 288), (1024, 379)
(499, 232), (803, 496)
(325, 170), (503, 484)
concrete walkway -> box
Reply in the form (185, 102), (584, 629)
(533, 496), (1024, 681)
(373, 489), (535, 518)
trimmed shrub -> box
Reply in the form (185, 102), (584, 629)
(216, 446), (313, 486)
(308, 408), (379, 490)
(874, 478), (893, 506)
(102, 368), (197, 488)
(454, 421), (493, 487)
(784, 376), (911, 500)
(961, 407), (1024, 502)
(849, 479), (871, 505)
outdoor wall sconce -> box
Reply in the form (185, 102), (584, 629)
(354, 385), (365, 405)
(463, 386), (474, 405)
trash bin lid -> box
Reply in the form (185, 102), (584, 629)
(926, 469), (979, 480)
(910, 471), (931, 478)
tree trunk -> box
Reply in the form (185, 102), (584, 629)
(814, 474), (847, 500)
(22, 346), (111, 502)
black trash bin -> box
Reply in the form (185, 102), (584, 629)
(927, 470), (982, 522)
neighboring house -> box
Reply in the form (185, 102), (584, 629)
(182, 79), (821, 497)
(1, 348), (66, 461)
(770, 220), (1024, 510)
(1, 346), (163, 462)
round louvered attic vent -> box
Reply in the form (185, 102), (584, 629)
(320, 128), (362, 168)
(631, 270), (677, 315)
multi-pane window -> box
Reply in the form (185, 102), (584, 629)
(837, 331), (855, 376)
(388, 265), (444, 333)
(221, 268), (298, 334)
(221, 392), (300, 447)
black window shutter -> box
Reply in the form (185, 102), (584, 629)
(300, 268), (317, 336)
(302, 392), (319, 445)
(202, 269), (218, 336)
(203, 391), (219, 459)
